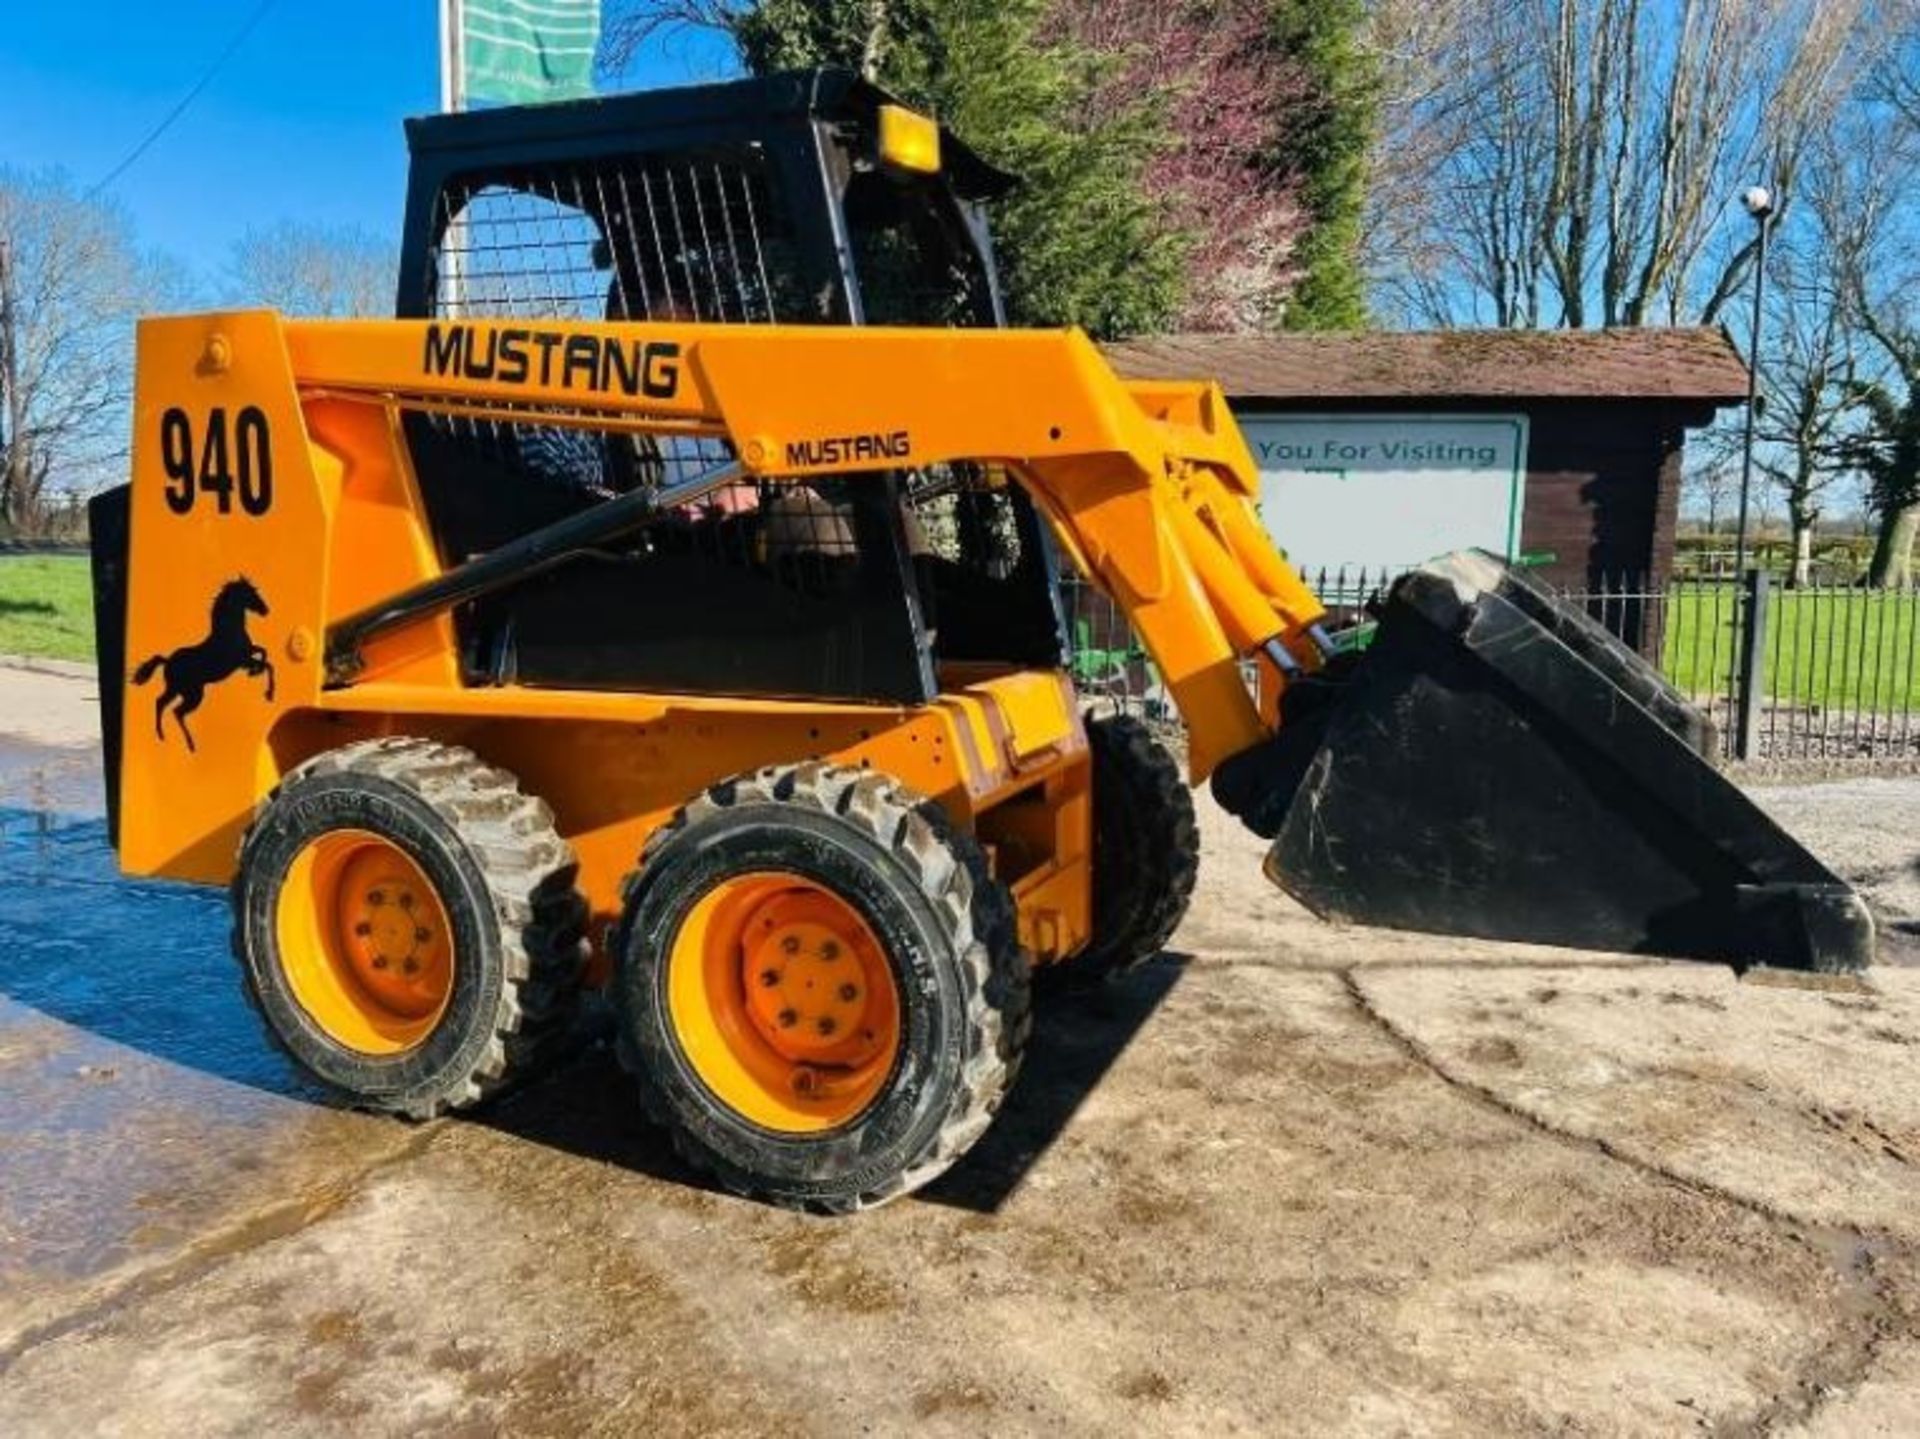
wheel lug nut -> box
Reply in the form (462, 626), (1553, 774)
(398, 893), (415, 911)
(777, 1008), (798, 1028)
(403, 958), (420, 976)
(758, 969), (780, 988)
(367, 889), (386, 906)
(816, 1016), (837, 1036)
(820, 941), (840, 960)
(354, 921), (372, 938)
(371, 956), (389, 970)
(838, 983), (859, 1002)
(793, 1067), (819, 1096)
(414, 927), (431, 943)
(781, 935), (800, 954)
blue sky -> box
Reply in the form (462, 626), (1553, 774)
(0, 3), (735, 270)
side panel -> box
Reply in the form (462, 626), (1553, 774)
(118, 314), (328, 880)
(267, 670), (1092, 976)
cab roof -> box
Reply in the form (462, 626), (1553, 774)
(405, 67), (1016, 201)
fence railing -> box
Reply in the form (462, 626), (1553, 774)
(1721, 570), (1919, 761)
(1061, 567), (1920, 764)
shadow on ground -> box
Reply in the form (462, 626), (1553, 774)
(920, 960), (1184, 1211)
(480, 962), (1186, 1214)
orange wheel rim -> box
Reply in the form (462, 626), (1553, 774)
(276, 830), (457, 1056)
(666, 873), (902, 1134)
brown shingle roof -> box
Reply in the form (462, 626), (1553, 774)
(1101, 327), (1749, 404)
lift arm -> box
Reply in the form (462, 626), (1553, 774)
(284, 316), (1325, 779)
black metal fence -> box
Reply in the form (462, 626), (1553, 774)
(1062, 567), (1920, 764)
(1061, 572), (1161, 716)
(1583, 569), (1920, 762)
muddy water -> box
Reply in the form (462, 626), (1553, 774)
(0, 747), (392, 1344)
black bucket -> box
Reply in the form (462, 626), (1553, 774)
(1212, 551), (1873, 974)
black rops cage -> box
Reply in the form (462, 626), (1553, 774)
(389, 69), (1066, 705)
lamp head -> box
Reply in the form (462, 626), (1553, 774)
(1742, 185), (1774, 219)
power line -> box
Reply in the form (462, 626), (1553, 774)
(87, 0), (281, 199)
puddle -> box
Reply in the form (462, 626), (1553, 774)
(0, 806), (312, 1096)
(0, 753), (387, 1311)
(0, 725), (319, 1096)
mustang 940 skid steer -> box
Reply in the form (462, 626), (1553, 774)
(90, 71), (1872, 1211)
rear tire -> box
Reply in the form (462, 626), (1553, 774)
(232, 738), (587, 1119)
(612, 763), (1030, 1212)
(1062, 713), (1199, 981)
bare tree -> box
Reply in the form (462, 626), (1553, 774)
(603, 0), (881, 79)
(1368, 0), (1874, 330)
(603, 0), (744, 72)
(1748, 250), (1859, 586)
(1364, 0), (1534, 325)
(0, 171), (169, 536)
(226, 221), (394, 319)
(1845, 373), (1920, 587)
(1869, 0), (1920, 128)
(1819, 75), (1920, 588)
(1683, 454), (1737, 535)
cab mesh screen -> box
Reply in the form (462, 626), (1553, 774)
(429, 148), (815, 324)
(418, 148), (805, 511)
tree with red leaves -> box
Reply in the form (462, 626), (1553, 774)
(1052, 0), (1312, 332)
(601, 0), (1367, 332)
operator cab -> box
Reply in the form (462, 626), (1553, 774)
(395, 68), (1066, 704)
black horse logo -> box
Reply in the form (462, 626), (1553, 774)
(131, 576), (276, 753)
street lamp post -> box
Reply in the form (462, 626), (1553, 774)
(1731, 185), (1774, 580)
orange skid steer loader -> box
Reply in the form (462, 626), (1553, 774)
(89, 72), (1872, 1211)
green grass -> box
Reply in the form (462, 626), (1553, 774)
(1662, 588), (1920, 712)
(0, 555), (95, 662)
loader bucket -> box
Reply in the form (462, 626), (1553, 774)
(1211, 551), (1873, 973)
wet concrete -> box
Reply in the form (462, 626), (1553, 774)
(2, 668), (1918, 1435)
(0, 742), (412, 1358)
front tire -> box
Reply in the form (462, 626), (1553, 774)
(233, 738), (587, 1119)
(613, 763), (1030, 1212)
(1062, 713), (1199, 981)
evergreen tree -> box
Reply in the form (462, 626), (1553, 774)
(1052, 0), (1310, 332)
(647, 0), (1186, 336)
(1268, 0), (1375, 331)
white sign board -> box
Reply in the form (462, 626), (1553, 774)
(1237, 412), (1529, 576)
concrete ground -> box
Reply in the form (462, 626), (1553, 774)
(1, 666), (1916, 1437)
